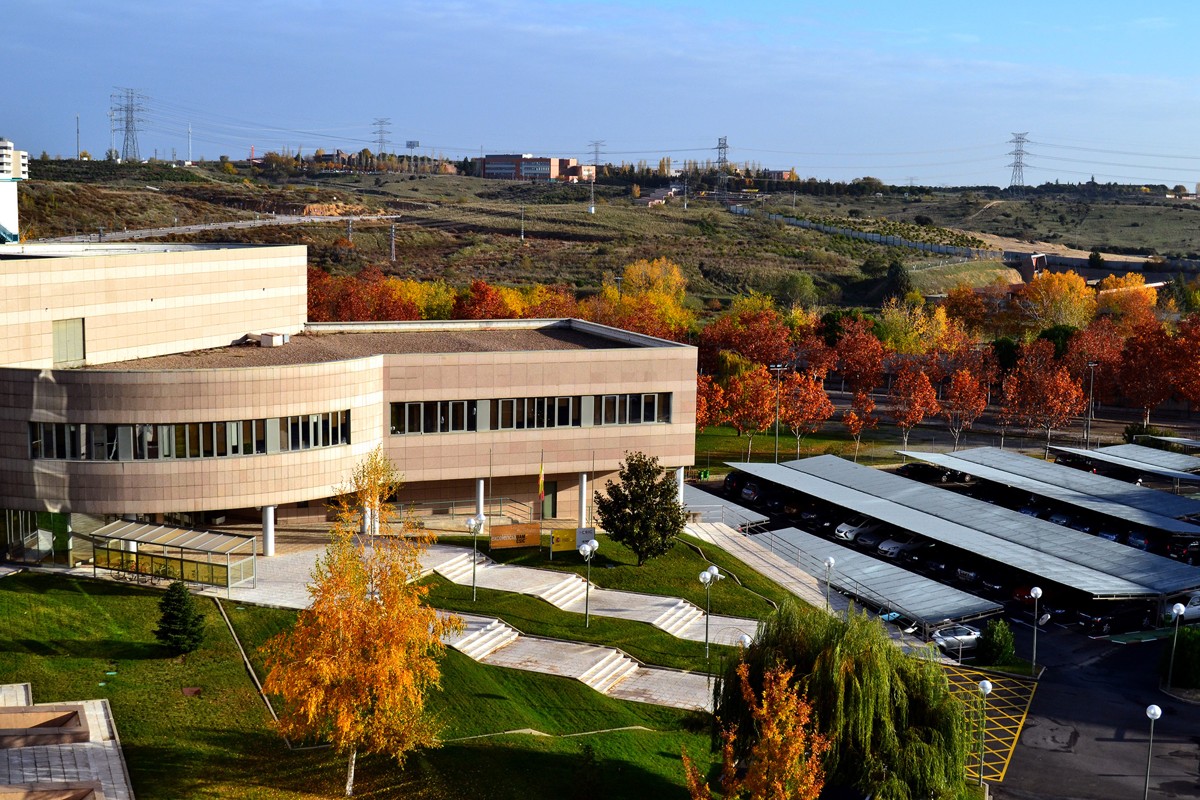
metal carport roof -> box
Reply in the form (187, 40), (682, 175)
(682, 484), (768, 530)
(755, 526), (1001, 626)
(898, 447), (1200, 529)
(1095, 444), (1200, 474)
(780, 456), (1200, 597)
(1049, 446), (1200, 484)
(728, 460), (1168, 599)
(1149, 436), (1200, 451)
(91, 520), (256, 555)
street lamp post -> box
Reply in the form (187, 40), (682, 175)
(1030, 586), (1043, 675)
(824, 556), (836, 611)
(978, 679), (993, 787)
(579, 539), (599, 627)
(1085, 361), (1098, 449)
(699, 565), (723, 658)
(1168, 602), (1187, 688)
(467, 515), (485, 602)
(1144, 704), (1162, 800)
(770, 363), (786, 463)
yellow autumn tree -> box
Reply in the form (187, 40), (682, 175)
(683, 661), (830, 800)
(261, 446), (461, 796)
(1020, 270), (1096, 330)
(1097, 272), (1158, 334)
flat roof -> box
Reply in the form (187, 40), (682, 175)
(782, 456), (1200, 597)
(1095, 444), (1200, 474)
(1050, 446), (1200, 484)
(92, 519), (256, 555)
(84, 319), (676, 370)
(1149, 436), (1200, 450)
(0, 242), (263, 258)
(757, 527), (1001, 624)
(683, 484), (768, 530)
(899, 447), (1200, 529)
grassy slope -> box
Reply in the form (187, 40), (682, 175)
(0, 571), (718, 799)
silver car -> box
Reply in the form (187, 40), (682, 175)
(932, 624), (981, 654)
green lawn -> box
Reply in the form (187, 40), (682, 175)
(1, 571), (719, 799)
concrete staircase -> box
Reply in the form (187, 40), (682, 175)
(578, 651), (639, 693)
(434, 552), (485, 583)
(448, 618), (519, 660)
(538, 573), (590, 609)
(653, 599), (705, 636)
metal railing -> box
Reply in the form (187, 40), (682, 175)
(400, 496), (534, 525)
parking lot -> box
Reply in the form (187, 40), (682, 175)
(944, 664), (1037, 783)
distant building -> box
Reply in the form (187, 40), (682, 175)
(0, 138), (30, 241)
(480, 154), (595, 183)
(764, 169), (796, 181)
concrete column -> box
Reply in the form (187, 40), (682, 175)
(676, 467), (685, 505)
(578, 472), (589, 528)
(476, 478), (486, 521)
(262, 505), (276, 557)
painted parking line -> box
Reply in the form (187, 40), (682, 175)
(944, 664), (1037, 783)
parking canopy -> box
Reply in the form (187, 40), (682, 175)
(682, 484), (768, 530)
(1049, 445), (1200, 484)
(1149, 436), (1200, 451)
(1094, 444), (1200, 474)
(899, 447), (1200, 530)
(757, 526), (1001, 628)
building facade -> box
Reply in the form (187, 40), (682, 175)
(480, 154), (595, 183)
(0, 240), (696, 561)
(0, 138), (30, 241)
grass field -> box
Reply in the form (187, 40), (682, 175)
(0, 571), (719, 799)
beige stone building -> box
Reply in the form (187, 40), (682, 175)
(0, 240), (696, 562)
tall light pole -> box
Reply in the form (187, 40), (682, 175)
(699, 565), (723, 658)
(579, 538), (599, 627)
(1144, 704), (1162, 800)
(467, 515), (485, 602)
(1030, 586), (1043, 675)
(824, 556), (836, 611)
(1085, 360), (1098, 449)
(978, 679), (993, 787)
(770, 363), (786, 463)
(1168, 601), (1187, 688)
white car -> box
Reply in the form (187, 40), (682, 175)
(932, 624), (981, 654)
(1169, 593), (1200, 623)
(878, 532), (923, 558)
(834, 514), (882, 542)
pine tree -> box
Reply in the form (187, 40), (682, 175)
(154, 581), (206, 654)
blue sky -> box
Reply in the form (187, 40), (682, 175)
(8, 1), (1200, 187)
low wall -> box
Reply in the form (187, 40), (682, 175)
(0, 706), (89, 749)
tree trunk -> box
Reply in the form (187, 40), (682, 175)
(853, 438), (861, 463)
(345, 748), (357, 797)
(745, 433), (754, 461)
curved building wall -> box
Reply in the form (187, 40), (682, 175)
(0, 342), (696, 516)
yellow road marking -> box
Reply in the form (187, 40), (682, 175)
(943, 664), (1037, 783)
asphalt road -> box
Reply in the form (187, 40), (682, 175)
(994, 618), (1200, 800)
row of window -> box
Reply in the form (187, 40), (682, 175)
(28, 411), (351, 461)
(389, 393), (672, 435)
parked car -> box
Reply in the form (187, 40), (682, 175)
(723, 471), (747, 498)
(896, 463), (951, 483)
(900, 541), (951, 577)
(1166, 539), (1199, 565)
(1076, 602), (1155, 636)
(854, 526), (890, 551)
(1047, 512), (1073, 526)
(740, 481), (763, 505)
(1096, 529), (1127, 544)
(1168, 592), (1200, 623)
(932, 624), (981, 654)
(834, 514), (883, 542)
(762, 491), (786, 515)
(1017, 506), (1041, 518)
(1066, 519), (1094, 534)
(1126, 532), (1152, 551)
(1012, 586), (1072, 623)
(878, 532), (924, 558)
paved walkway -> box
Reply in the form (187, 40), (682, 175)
(0, 683), (136, 800)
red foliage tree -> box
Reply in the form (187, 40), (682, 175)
(941, 368), (988, 451)
(1002, 339), (1086, 455)
(523, 284), (579, 319)
(888, 363), (940, 451)
(1175, 314), (1200, 407)
(699, 307), (794, 374)
(942, 285), (988, 337)
(725, 365), (778, 460)
(307, 266), (338, 322)
(452, 279), (518, 320)
(1119, 322), (1177, 426)
(696, 374), (728, 432)
(835, 318), (886, 396)
(779, 372), (835, 459)
(1063, 318), (1125, 405)
(842, 391), (877, 463)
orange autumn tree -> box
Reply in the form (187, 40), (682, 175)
(725, 365), (778, 460)
(682, 661), (829, 800)
(262, 447), (462, 797)
(697, 373), (729, 432)
(779, 371), (834, 459)
(1001, 339), (1086, 456)
(941, 367), (988, 451)
(842, 392), (877, 463)
(887, 361), (940, 451)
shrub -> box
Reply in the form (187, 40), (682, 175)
(977, 618), (1016, 666)
(154, 580), (206, 654)
(1162, 626), (1200, 690)
(1123, 422), (1176, 446)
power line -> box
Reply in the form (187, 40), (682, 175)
(372, 117), (391, 155)
(1008, 132), (1028, 192)
(111, 87), (146, 162)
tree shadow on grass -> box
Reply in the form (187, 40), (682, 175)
(1, 638), (169, 660)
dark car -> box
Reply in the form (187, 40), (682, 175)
(1012, 586), (1072, 623)
(900, 541), (951, 577)
(896, 463), (951, 484)
(1076, 602), (1155, 636)
(723, 471), (747, 498)
(853, 525), (890, 551)
(1166, 538), (1200, 566)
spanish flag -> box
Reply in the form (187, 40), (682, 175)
(538, 460), (545, 502)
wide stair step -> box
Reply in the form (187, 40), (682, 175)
(451, 619), (519, 660)
(436, 553), (482, 583)
(579, 651), (639, 693)
(654, 600), (705, 636)
(539, 574), (589, 609)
